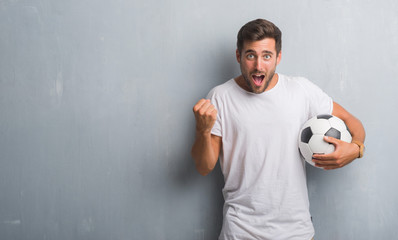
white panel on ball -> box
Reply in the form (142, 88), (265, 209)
(328, 116), (347, 131)
(298, 142), (314, 161)
(308, 134), (335, 154)
(310, 119), (331, 134)
(341, 130), (353, 143)
(301, 117), (318, 129)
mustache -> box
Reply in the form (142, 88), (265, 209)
(251, 72), (266, 75)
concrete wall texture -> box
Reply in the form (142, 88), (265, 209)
(0, 0), (397, 239)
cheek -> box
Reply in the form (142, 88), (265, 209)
(264, 60), (277, 69)
(241, 62), (250, 71)
(243, 61), (255, 70)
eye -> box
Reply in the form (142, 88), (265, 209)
(246, 54), (255, 59)
(264, 55), (271, 60)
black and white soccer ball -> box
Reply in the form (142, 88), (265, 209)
(298, 114), (352, 168)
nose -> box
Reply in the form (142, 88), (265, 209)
(255, 58), (263, 71)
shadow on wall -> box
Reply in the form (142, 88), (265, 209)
(165, 114), (224, 238)
(166, 44), (238, 237)
(210, 46), (241, 87)
(171, 41), (239, 187)
(172, 43), (239, 188)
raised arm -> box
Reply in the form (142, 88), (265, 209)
(312, 102), (366, 170)
(191, 99), (222, 176)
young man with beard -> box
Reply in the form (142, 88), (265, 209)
(191, 19), (365, 239)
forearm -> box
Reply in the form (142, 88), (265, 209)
(346, 115), (365, 143)
(333, 102), (365, 143)
(191, 131), (219, 176)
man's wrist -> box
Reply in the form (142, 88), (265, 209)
(351, 140), (365, 158)
(195, 128), (212, 137)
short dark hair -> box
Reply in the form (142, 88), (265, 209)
(237, 19), (282, 55)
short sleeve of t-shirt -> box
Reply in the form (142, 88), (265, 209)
(206, 87), (222, 137)
(296, 77), (333, 118)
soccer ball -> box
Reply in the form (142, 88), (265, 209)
(298, 114), (352, 168)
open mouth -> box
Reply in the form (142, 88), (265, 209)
(252, 74), (265, 87)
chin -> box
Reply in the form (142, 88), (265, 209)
(252, 87), (266, 94)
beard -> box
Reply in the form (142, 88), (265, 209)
(241, 68), (276, 94)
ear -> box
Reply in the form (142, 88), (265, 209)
(236, 49), (241, 64)
(276, 51), (282, 65)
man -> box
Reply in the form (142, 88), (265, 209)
(191, 19), (365, 239)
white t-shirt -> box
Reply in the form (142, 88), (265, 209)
(207, 74), (333, 240)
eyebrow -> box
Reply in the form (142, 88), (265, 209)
(244, 49), (274, 55)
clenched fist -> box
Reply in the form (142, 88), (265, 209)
(193, 99), (217, 134)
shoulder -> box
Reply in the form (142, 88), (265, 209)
(207, 79), (236, 99)
(279, 74), (322, 92)
(280, 74), (311, 87)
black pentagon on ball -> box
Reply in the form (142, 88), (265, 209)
(317, 114), (333, 120)
(301, 127), (313, 143)
(325, 127), (341, 139)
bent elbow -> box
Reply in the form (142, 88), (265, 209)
(194, 162), (214, 176)
(197, 168), (212, 176)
